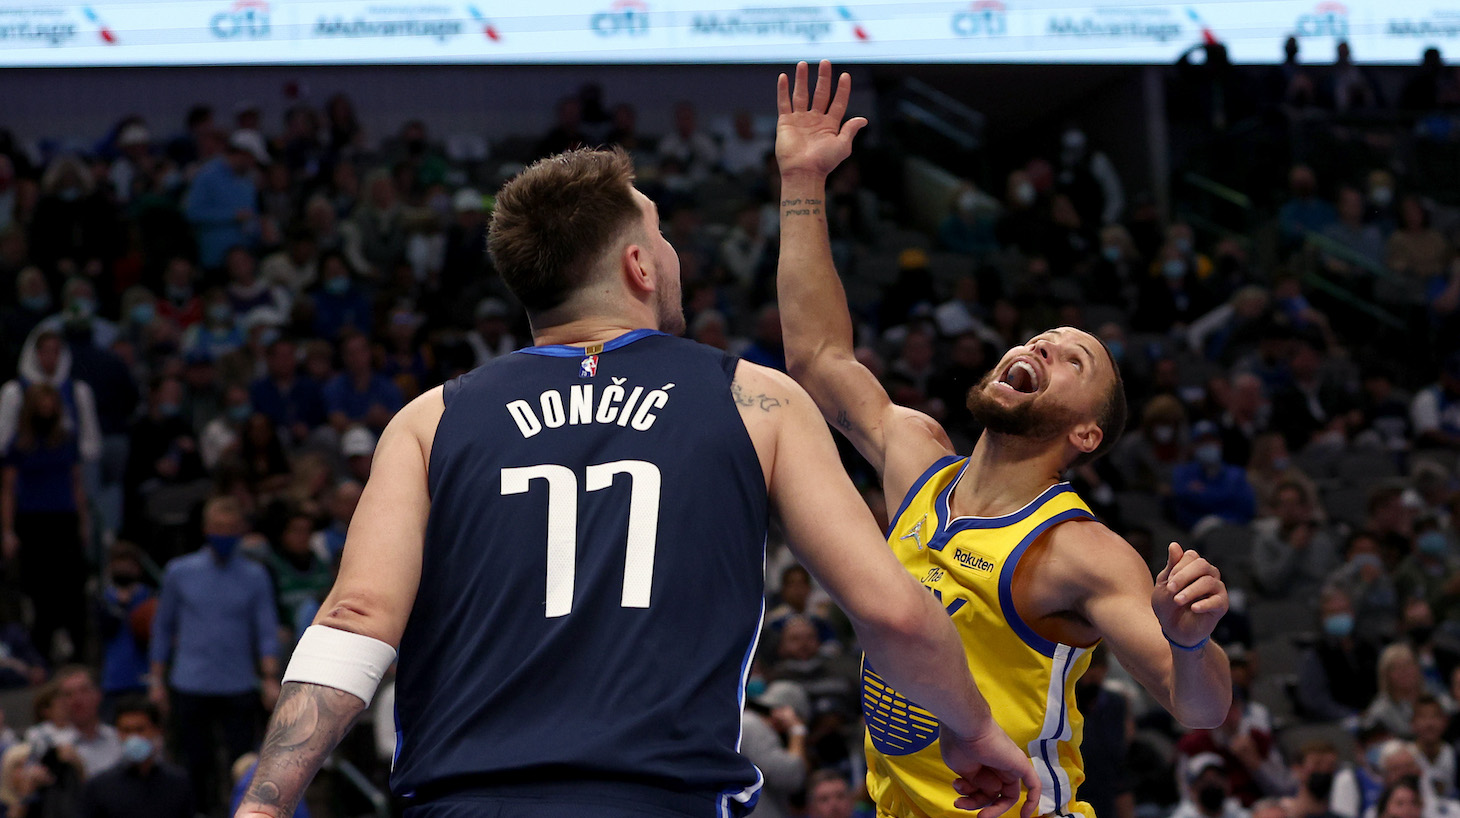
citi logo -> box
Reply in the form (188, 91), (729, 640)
(954, 548), (996, 575)
(1296, 1), (1348, 37)
(953, 0), (1007, 37)
(593, 0), (650, 36)
(211, 0), (270, 38)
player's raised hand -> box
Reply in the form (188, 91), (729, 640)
(940, 720), (1042, 818)
(1152, 542), (1228, 648)
(776, 59), (868, 179)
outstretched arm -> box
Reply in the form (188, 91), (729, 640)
(775, 61), (954, 505)
(236, 388), (440, 818)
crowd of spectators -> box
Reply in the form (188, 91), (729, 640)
(0, 45), (1458, 818)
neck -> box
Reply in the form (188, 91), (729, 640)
(1420, 738), (1442, 755)
(951, 432), (1066, 517)
(531, 314), (652, 348)
(74, 718), (98, 737)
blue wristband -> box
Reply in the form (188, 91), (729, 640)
(1163, 629), (1209, 652)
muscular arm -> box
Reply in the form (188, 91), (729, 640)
(775, 60), (954, 506)
(735, 360), (1038, 815)
(1067, 528), (1232, 729)
(236, 387), (440, 818)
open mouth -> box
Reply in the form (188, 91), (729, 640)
(999, 360), (1040, 394)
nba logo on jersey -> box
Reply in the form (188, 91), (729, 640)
(579, 355), (599, 378)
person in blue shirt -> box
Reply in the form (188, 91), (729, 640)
(322, 332), (402, 434)
(249, 338), (326, 445)
(184, 130), (266, 270)
(1, 381), (89, 664)
(1171, 420), (1258, 530)
(308, 251), (373, 341)
(96, 544), (153, 710)
(148, 496), (280, 816)
(1277, 165), (1337, 251)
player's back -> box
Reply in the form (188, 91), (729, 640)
(393, 329), (768, 817)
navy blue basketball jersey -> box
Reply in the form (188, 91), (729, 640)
(392, 329), (768, 817)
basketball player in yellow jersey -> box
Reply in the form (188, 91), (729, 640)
(774, 61), (1234, 818)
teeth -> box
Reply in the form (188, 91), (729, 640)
(1012, 361), (1038, 389)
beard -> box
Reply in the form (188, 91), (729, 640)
(966, 369), (1076, 441)
(656, 279), (686, 336)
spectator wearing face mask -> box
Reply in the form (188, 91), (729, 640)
(1334, 724), (1395, 818)
(76, 698), (191, 818)
(1279, 165), (1337, 250)
(184, 130), (266, 271)
(96, 544), (152, 707)
(1, 269), (54, 358)
(1172, 754), (1253, 818)
(148, 496), (279, 817)
(1298, 586), (1380, 722)
(1170, 420), (1257, 531)
(1281, 741), (1344, 818)
(1111, 394), (1190, 494)
(1395, 519), (1460, 615)
(1326, 532), (1401, 646)
(122, 376), (204, 538)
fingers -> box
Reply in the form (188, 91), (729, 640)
(828, 71), (853, 122)
(792, 61), (810, 111)
(1173, 574), (1222, 607)
(1167, 551), (1220, 595)
(812, 59), (834, 113)
(777, 73), (791, 116)
(1020, 761), (1042, 818)
(1191, 584), (1230, 615)
(1156, 542), (1182, 584)
(839, 117), (869, 148)
(975, 789), (1020, 818)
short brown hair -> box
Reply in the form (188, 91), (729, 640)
(1073, 342), (1127, 468)
(488, 147), (641, 313)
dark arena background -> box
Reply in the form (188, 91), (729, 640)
(1, 2), (1459, 817)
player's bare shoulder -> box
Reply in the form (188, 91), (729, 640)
(385, 385), (447, 463)
(1043, 515), (1156, 596)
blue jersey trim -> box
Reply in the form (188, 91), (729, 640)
(514, 328), (668, 358)
(885, 455), (963, 538)
(996, 508), (1095, 658)
(721, 537), (768, 818)
(937, 466), (1074, 533)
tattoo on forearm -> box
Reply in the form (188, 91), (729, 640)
(781, 197), (823, 218)
(731, 380), (789, 412)
(240, 683), (364, 816)
(834, 409), (852, 430)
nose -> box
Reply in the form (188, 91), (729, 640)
(1033, 340), (1051, 361)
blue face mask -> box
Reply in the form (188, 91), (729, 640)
(131, 302), (155, 326)
(158, 402), (181, 418)
(207, 534), (241, 561)
(71, 296), (96, 318)
(1106, 340), (1125, 362)
(58, 187), (81, 202)
(1175, 237), (1193, 254)
(20, 294), (51, 312)
(228, 404), (252, 423)
(120, 735), (154, 765)
(1163, 260), (1186, 280)
(1349, 553), (1384, 572)
(1102, 245), (1122, 263)
(1324, 612), (1355, 638)
(746, 677), (767, 700)
(1195, 443), (1223, 466)
(324, 276), (349, 295)
(207, 303), (233, 324)
(1418, 531), (1450, 557)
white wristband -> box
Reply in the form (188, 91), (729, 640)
(282, 625), (398, 707)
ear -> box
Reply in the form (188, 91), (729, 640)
(1069, 421), (1103, 458)
(621, 241), (656, 297)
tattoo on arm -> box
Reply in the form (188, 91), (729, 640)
(780, 197), (823, 218)
(239, 683), (365, 817)
(731, 379), (789, 412)
(834, 409), (852, 430)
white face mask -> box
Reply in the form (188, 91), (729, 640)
(958, 190), (978, 213)
(1014, 182), (1036, 206)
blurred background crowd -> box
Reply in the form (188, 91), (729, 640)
(2, 35), (1460, 818)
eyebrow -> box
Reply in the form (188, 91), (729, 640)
(1076, 343), (1095, 365)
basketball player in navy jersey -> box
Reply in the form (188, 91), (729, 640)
(235, 147), (1040, 818)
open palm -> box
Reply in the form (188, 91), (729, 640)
(776, 60), (868, 178)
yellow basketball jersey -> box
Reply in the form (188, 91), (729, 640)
(865, 456), (1099, 818)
